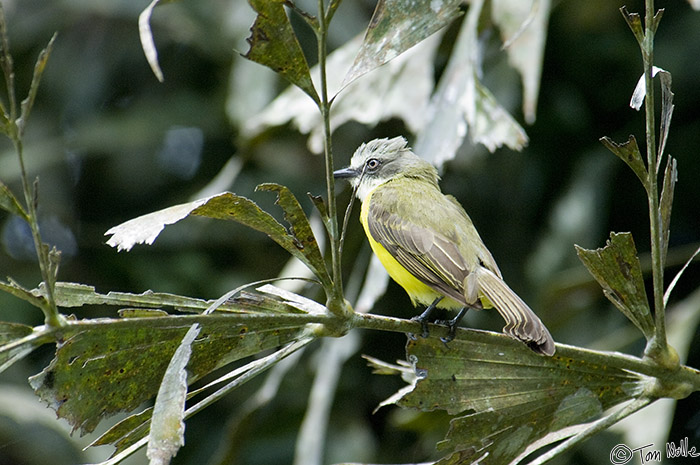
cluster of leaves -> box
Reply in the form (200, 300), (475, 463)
(1, 1), (700, 465)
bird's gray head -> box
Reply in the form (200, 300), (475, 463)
(333, 136), (439, 200)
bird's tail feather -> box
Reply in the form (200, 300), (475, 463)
(475, 268), (555, 356)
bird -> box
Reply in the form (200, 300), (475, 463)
(334, 136), (555, 356)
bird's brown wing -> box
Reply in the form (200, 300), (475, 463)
(366, 182), (475, 306)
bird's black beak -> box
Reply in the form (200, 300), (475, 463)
(333, 166), (358, 179)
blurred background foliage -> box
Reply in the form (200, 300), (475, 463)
(1, 0), (699, 464)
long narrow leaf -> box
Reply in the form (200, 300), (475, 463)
(138, 0), (165, 82)
(0, 180), (28, 220)
(17, 33), (56, 136)
(659, 156), (677, 267)
(256, 183), (331, 290)
(147, 324), (200, 465)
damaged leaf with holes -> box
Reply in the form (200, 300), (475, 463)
(28, 313), (315, 435)
(397, 332), (650, 464)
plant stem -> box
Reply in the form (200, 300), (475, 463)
(14, 134), (63, 328)
(316, 0), (347, 316)
(641, 0), (669, 362)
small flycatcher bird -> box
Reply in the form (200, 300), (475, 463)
(334, 136), (555, 356)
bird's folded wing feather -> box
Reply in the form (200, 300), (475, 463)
(367, 187), (472, 305)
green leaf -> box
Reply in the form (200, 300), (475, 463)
(600, 135), (649, 191)
(105, 190), (329, 288)
(308, 193), (330, 235)
(343, 0), (464, 86)
(620, 6), (644, 44)
(659, 156), (677, 267)
(243, 0), (319, 104)
(656, 69), (674, 172)
(17, 33), (56, 137)
(192, 191), (329, 289)
(256, 183), (331, 289)
(575, 232), (655, 341)
(1, 278), (49, 312)
(400, 334), (648, 464)
(0, 325), (50, 373)
(50, 281), (238, 313)
(91, 335), (315, 461)
(28, 313), (320, 435)
(0, 180), (28, 220)
(0, 321), (33, 344)
(147, 323), (199, 464)
(89, 407), (153, 452)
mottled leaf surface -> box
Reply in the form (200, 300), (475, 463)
(28, 313), (319, 435)
(600, 135), (648, 190)
(343, 0), (464, 86)
(576, 232), (654, 341)
(401, 333), (648, 464)
(147, 324), (199, 464)
(255, 183), (331, 289)
(191, 191), (329, 289)
(243, 0), (318, 103)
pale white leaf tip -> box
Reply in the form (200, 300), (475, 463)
(630, 66), (666, 110)
(139, 0), (165, 83)
(105, 197), (212, 252)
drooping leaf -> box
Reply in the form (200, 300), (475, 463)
(138, 0), (165, 82)
(104, 195), (219, 251)
(255, 183), (331, 290)
(0, 323), (42, 373)
(414, 0), (528, 166)
(0, 180), (28, 220)
(1, 279), (49, 312)
(17, 33), (56, 136)
(28, 312), (322, 435)
(343, 0), (464, 86)
(620, 6), (644, 45)
(147, 323), (199, 464)
(91, 335), (315, 460)
(190, 191), (328, 288)
(600, 135), (649, 191)
(104, 191), (329, 287)
(575, 232), (654, 341)
(492, 0), (551, 124)
(0, 321), (33, 344)
(659, 156), (677, 267)
(243, 0), (319, 104)
(308, 193), (331, 235)
(400, 333), (649, 464)
(243, 31), (439, 153)
(657, 70), (674, 172)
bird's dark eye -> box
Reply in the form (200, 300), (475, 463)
(366, 158), (380, 171)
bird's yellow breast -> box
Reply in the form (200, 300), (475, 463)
(360, 186), (463, 310)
